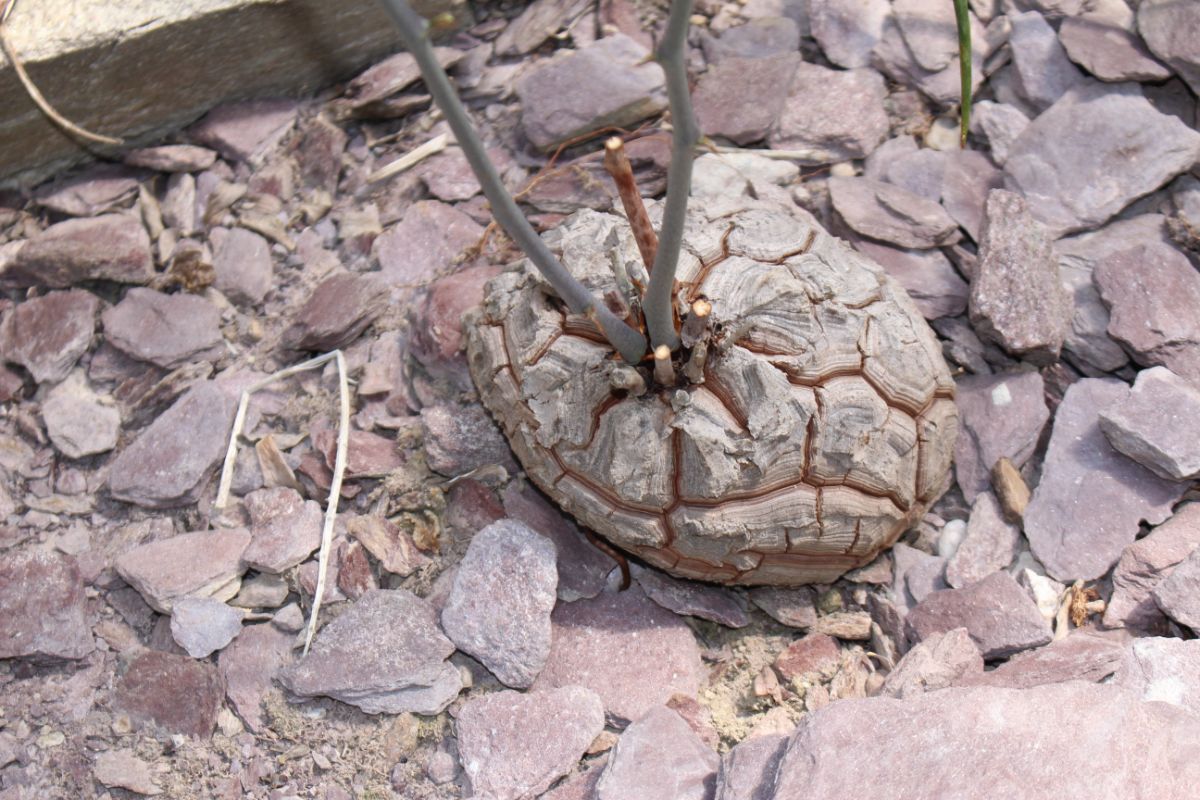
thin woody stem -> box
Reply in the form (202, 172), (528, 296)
(643, 0), (697, 352)
(603, 137), (659, 272)
(379, 0), (648, 364)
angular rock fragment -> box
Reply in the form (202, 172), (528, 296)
(1151, 548), (1200, 630)
(969, 190), (1069, 363)
(282, 272), (388, 351)
(92, 750), (162, 796)
(768, 64), (889, 162)
(1099, 367), (1200, 481)
(959, 628), (1126, 689)
(714, 733), (789, 800)
(968, 101), (1028, 166)
(850, 239), (966, 320)
(1138, 0), (1200, 95)
(115, 528), (250, 613)
(124, 144), (219, 172)
(1024, 379), (1188, 581)
(905, 571), (1051, 659)
(879, 627), (982, 698)
(502, 484), (612, 602)
(114, 650), (224, 738)
(373, 200), (483, 287)
(808, 0), (890, 68)
(596, 705), (720, 800)
(945, 492), (1021, 588)
(108, 381), (237, 508)
(102, 288), (223, 368)
(170, 596), (244, 658)
(693, 53), (801, 145)
(748, 586), (817, 628)
(632, 564), (750, 628)
(420, 403), (516, 476)
(241, 487), (323, 574)
(829, 176), (960, 249)
(1007, 11), (1087, 110)
(189, 99), (298, 164)
(441, 520), (557, 688)
(940, 150), (1004, 242)
(33, 164), (139, 217)
(517, 35), (666, 151)
(7, 214), (154, 287)
(1004, 82), (1200, 235)
(344, 515), (429, 578)
(1114, 637), (1200, 716)
(1105, 503), (1200, 630)
(211, 227), (273, 305)
(456, 687), (605, 800)
(893, 0), (962, 71)
(218, 623), (294, 733)
(0, 289), (98, 384)
(773, 633), (841, 683)
(42, 375), (121, 458)
(0, 550), (93, 662)
(701, 16), (800, 62)
(278, 589), (460, 715)
(1059, 12), (1171, 83)
(532, 585), (705, 724)
(953, 370), (1049, 503)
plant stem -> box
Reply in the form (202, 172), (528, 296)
(379, 0), (648, 364)
(642, 0), (697, 352)
(953, 0), (972, 148)
(603, 137), (659, 272)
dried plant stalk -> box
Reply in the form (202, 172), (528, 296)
(603, 136), (658, 271)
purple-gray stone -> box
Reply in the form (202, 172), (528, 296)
(1152, 547), (1200, 630)
(632, 564), (750, 628)
(701, 16), (801, 62)
(849, 239), (967, 320)
(693, 53), (801, 146)
(1105, 502), (1200, 631)
(8, 214), (154, 287)
(1008, 11), (1087, 110)
(102, 288), (223, 368)
(880, 627), (982, 698)
(218, 623), (295, 732)
(953, 370), (1049, 503)
(1114, 637), (1200, 717)
(211, 227), (273, 306)
(441, 519), (558, 689)
(714, 733), (789, 800)
(170, 596), (244, 658)
(456, 686), (605, 800)
(940, 150), (1004, 243)
(188, 99), (298, 164)
(0, 550), (93, 662)
(241, 487), (323, 574)
(968, 101), (1029, 166)
(1100, 367), (1200, 481)
(596, 705), (720, 800)
(893, 0), (962, 72)
(808, 0), (890, 68)
(124, 144), (219, 173)
(114, 650), (224, 738)
(420, 403), (517, 477)
(1059, 13), (1172, 83)
(373, 200), (484, 287)
(1024, 378), (1187, 582)
(959, 627), (1126, 690)
(282, 272), (388, 351)
(828, 176), (960, 249)
(0, 289), (99, 384)
(945, 492), (1021, 588)
(42, 376), (121, 458)
(905, 570), (1051, 659)
(115, 528), (250, 614)
(768, 64), (890, 163)
(1138, 0), (1200, 95)
(749, 586), (817, 628)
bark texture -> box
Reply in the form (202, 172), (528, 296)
(467, 197), (957, 585)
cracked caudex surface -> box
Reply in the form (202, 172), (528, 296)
(466, 197), (958, 585)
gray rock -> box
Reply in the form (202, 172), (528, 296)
(905, 570), (1051, 659)
(373, 200), (483, 287)
(1059, 13), (1171, 82)
(945, 492), (1021, 588)
(340, 47), (462, 115)
(241, 488), (323, 574)
(714, 733), (789, 800)
(113, 650), (224, 738)
(632, 564), (750, 628)
(872, 14), (987, 105)
(968, 101), (1029, 166)
(0, 289), (98, 384)
(420, 403), (517, 477)
(7, 214), (154, 287)
(694, 53), (802, 145)
(456, 686), (605, 800)
(1008, 11), (1087, 110)
(1004, 82), (1200, 235)
(940, 150), (1004, 243)
(891, 542), (946, 613)
(217, 624), (293, 729)
(108, 381), (237, 508)
(969, 190), (1069, 363)
(229, 572), (289, 609)
(1025, 379), (1187, 581)
(749, 586), (817, 628)
(960, 627), (1126, 689)
(282, 272), (388, 351)
(771, 682), (1200, 797)
(92, 750), (162, 796)
(596, 705), (720, 800)
(1055, 215), (1169, 374)
(188, 99), (298, 164)
(102, 288), (222, 369)
(532, 585), (705, 724)
(33, 164), (139, 217)
(849, 239), (967, 320)
(124, 144), (218, 173)
(441, 520), (558, 689)
(768, 64), (889, 163)
(517, 35), (666, 151)
(1100, 367), (1200, 481)
(1138, 0), (1200, 95)
(953, 370), (1049, 503)
(1094, 244), (1200, 384)
(880, 627), (982, 698)
(170, 596), (243, 658)
(210, 227), (273, 305)
(829, 176), (960, 248)
(115, 528), (250, 614)
(1114, 637), (1200, 716)
(893, 0), (962, 71)
(1105, 502), (1200, 630)
(501, 484), (612, 601)
(808, 0), (890, 68)
(494, 0), (591, 56)
(42, 375), (121, 458)
(881, 148), (946, 201)
(1152, 548), (1200, 630)
(702, 16), (801, 62)
(278, 589), (461, 715)
(863, 135), (918, 181)
(0, 550), (93, 662)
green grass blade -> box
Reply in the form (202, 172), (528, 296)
(954, 0), (972, 148)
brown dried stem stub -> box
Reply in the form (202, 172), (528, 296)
(604, 136), (659, 273)
(681, 298), (712, 348)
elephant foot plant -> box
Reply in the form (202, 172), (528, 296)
(383, 0), (960, 585)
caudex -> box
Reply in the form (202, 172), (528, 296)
(380, 0), (973, 375)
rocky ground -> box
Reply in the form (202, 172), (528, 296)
(1, 0), (1199, 797)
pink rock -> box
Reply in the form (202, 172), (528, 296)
(102, 287), (222, 368)
(749, 586), (817, 628)
(210, 227), (273, 305)
(891, 542), (947, 612)
(1100, 366), (1200, 481)
(1152, 547), (1200, 629)
(1105, 502), (1200, 630)
(773, 633), (841, 683)
(829, 176), (960, 249)
(315, 427), (403, 478)
(945, 492), (1021, 588)
(441, 520), (557, 688)
(771, 682), (1200, 797)
(291, 116), (347, 193)
(0, 289), (99, 383)
(0, 550), (93, 662)
(880, 627), (982, 698)
(940, 149), (1005, 243)
(241, 487), (323, 574)
(905, 570), (1051, 659)
(532, 585), (705, 724)
(596, 705), (719, 800)
(410, 263), (502, 371)
(336, 540), (376, 600)
(456, 686), (605, 800)
(420, 403), (516, 477)
(169, 596), (243, 658)
(501, 483), (612, 601)
(960, 627), (1126, 690)
(189, 99), (298, 164)
(1024, 378), (1186, 581)
(115, 528), (250, 613)
(810, 0), (889, 68)
(632, 564), (750, 628)
(1059, 14), (1172, 83)
(123, 144), (219, 172)
(714, 732), (789, 800)
(345, 515), (429, 577)
(114, 650), (224, 738)
(445, 478), (506, 535)
(850, 238), (967, 320)
(768, 63), (890, 163)
(1114, 637), (1200, 717)
(217, 623), (293, 733)
(694, 53), (801, 145)
(283, 272), (388, 351)
(372, 200), (484, 287)
(953, 370), (1049, 503)
(33, 164), (140, 217)
(8, 214), (154, 287)
(1008, 11), (1086, 111)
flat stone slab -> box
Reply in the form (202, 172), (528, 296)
(1100, 367), (1200, 481)
(632, 564), (750, 628)
(170, 596), (244, 658)
(102, 287), (223, 368)
(771, 683), (1200, 797)
(456, 687), (605, 800)
(905, 571), (1051, 659)
(241, 487), (323, 574)
(0, 289), (98, 384)
(113, 650), (224, 738)
(373, 200), (484, 288)
(714, 732), (789, 800)
(217, 622), (294, 733)
(596, 705), (720, 800)
(1105, 502), (1200, 631)
(1024, 378), (1187, 581)
(768, 64), (889, 163)
(441, 520), (558, 689)
(959, 628), (1126, 690)
(0, 550), (93, 662)
(693, 53), (801, 146)
(809, 0), (890, 69)
(115, 528), (250, 613)
(953, 370), (1049, 503)
(1152, 547), (1200, 630)
(1114, 637), (1200, 717)
(829, 176), (961, 249)
(531, 585), (705, 724)
(945, 492), (1021, 588)
(42, 375), (121, 459)
(880, 627), (982, 699)
(5, 214), (153, 286)
(1138, 0), (1200, 94)
(282, 272), (388, 352)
